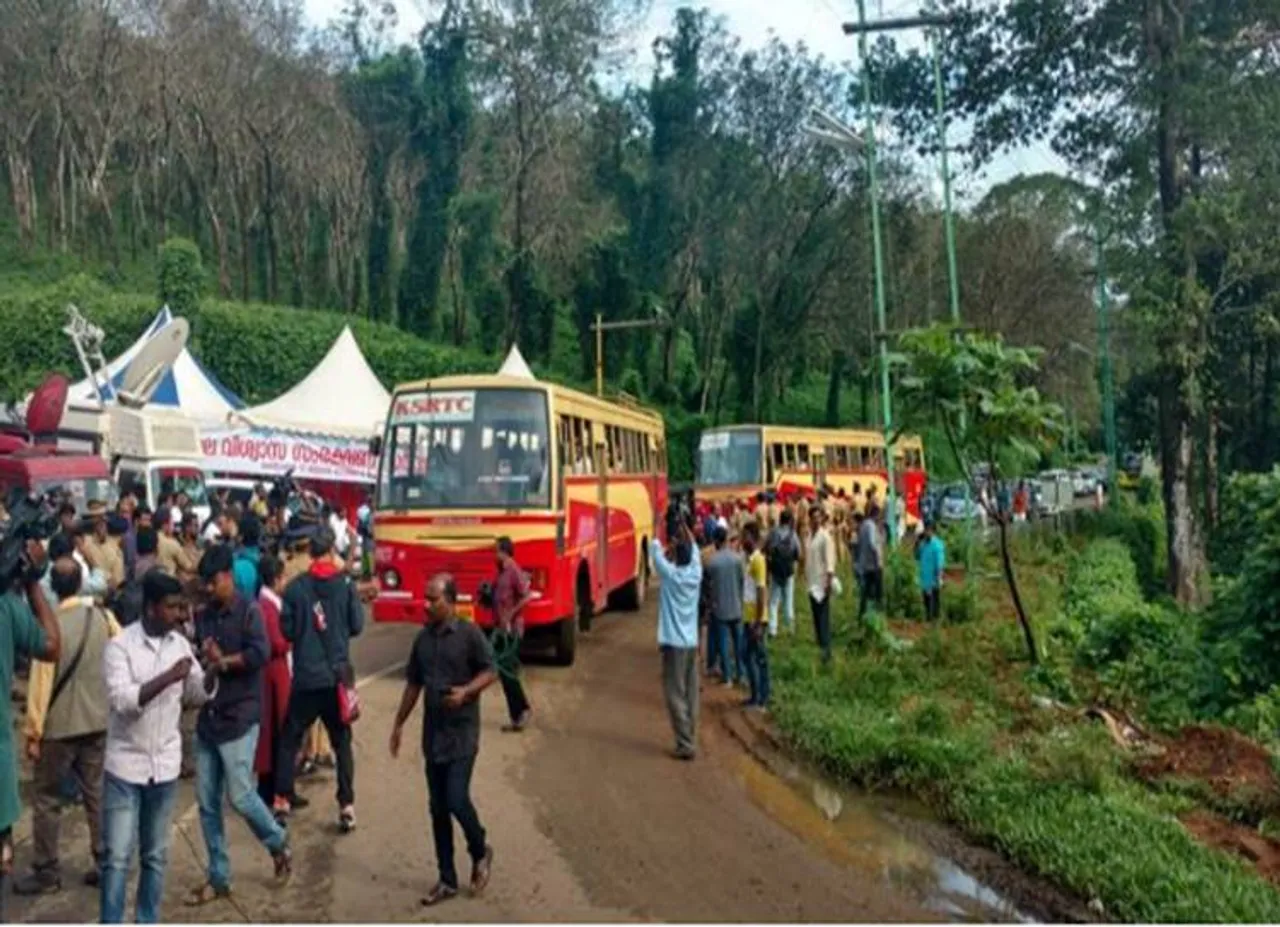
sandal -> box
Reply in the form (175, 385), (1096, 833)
(273, 844), (293, 880)
(184, 882), (231, 907)
(420, 881), (458, 906)
(338, 805), (356, 834)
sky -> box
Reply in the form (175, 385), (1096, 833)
(301, 0), (1069, 203)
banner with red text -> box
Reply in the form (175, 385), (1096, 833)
(199, 427), (377, 484)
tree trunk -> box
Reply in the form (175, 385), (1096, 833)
(1204, 402), (1219, 532)
(997, 515), (1038, 665)
(262, 148), (279, 304)
(206, 201), (231, 298)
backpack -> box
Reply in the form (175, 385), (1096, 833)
(766, 529), (798, 582)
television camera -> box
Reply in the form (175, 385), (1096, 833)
(0, 488), (61, 589)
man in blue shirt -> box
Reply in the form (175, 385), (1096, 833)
(650, 521), (703, 761)
(915, 521), (946, 621)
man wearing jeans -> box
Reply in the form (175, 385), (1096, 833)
(101, 569), (217, 923)
(651, 522), (702, 759)
(186, 545), (291, 907)
(764, 509), (800, 637)
(741, 524), (770, 709)
(703, 525), (745, 686)
(390, 574), (496, 907)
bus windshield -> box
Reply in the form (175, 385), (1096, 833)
(696, 429), (762, 487)
(379, 388), (551, 510)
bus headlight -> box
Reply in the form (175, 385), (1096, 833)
(528, 567), (549, 591)
(381, 568), (401, 590)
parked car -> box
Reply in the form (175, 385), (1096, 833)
(938, 483), (985, 524)
(1071, 469), (1100, 497)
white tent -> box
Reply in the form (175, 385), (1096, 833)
(234, 326), (388, 439)
(498, 344), (535, 380)
(63, 307), (244, 423)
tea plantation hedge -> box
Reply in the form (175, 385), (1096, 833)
(0, 275), (493, 404)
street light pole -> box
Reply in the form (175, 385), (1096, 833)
(591, 314), (669, 397)
(1095, 224), (1118, 503)
(854, 0), (898, 542)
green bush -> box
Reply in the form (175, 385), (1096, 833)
(884, 543), (924, 620)
(943, 579), (980, 623)
(1073, 496), (1166, 596)
(157, 238), (204, 314)
(1213, 468), (1280, 578)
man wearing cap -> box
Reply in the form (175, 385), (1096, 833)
(83, 502), (125, 592)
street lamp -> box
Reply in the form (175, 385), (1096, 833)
(803, 104), (898, 541)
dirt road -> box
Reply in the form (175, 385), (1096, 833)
(11, 605), (940, 923)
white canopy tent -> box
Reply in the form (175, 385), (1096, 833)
(498, 344), (535, 380)
(232, 326), (389, 439)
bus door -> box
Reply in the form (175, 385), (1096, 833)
(593, 424), (608, 606)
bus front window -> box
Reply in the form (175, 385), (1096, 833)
(152, 467), (208, 506)
(696, 430), (763, 487)
(379, 388), (551, 509)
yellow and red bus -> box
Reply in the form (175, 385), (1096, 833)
(371, 373), (667, 665)
(694, 424), (927, 523)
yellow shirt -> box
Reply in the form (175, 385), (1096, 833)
(744, 549), (767, 623)
(25, 599), (122, 742)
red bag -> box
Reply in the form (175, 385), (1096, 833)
(337, 680), (361, 725)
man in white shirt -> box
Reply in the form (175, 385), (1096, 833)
(100, 569), (219, 924)
(804, 504), (837, 664)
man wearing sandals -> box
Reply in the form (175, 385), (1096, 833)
(185, 545), (292, 908)
(389, 574), (496, 906)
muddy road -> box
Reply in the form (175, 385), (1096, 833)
(12, 602), (1030, 923)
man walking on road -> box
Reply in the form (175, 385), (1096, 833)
(273, 528), (364, 833)
(101, 569), (217, 924)
(704, 525), (745, 687)
(805, 505), (837, 664)
(390, 574), (496, 907)
(651, 522), (703, 760)
(490, 537), (533, 732)
(186, 545), (292, 907)
(16, 557), (118, 896)
(741, 524), (770, 709)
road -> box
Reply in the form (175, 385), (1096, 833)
(11, 604), (940, 923)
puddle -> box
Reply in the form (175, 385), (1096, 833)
(734, 746), (1035, 923)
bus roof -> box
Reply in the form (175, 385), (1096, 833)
(391, 374), (665, 435)
(0, 449), (110, 481)
(703, 423), (923, 450)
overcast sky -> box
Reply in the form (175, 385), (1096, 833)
(301, 0), (1068, 202)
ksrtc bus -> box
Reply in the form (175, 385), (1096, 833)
(694, 424), (927, 523)
(372, 374), (667, 665)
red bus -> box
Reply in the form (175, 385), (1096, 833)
(371, 374), (668, 665)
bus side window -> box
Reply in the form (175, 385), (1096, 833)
(771, 444), (785, 474)
(797, 444), (811, 470)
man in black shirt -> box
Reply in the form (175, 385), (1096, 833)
(390, 573), (496, 907)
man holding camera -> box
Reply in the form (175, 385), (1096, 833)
(0, 538), (63, 917)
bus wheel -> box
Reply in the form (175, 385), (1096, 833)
(553, 615), (577, 666)
(577, 567), (593, 633)
(616, 545), (649, 611)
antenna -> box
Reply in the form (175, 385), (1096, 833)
(63, 304), (111, 409)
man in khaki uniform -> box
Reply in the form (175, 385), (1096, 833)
(82, 501), (125, 592)
(156, 506), (197, 581)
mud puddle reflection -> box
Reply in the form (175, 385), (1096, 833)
(734, 747), (1034, 923)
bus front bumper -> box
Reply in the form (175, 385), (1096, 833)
(373, 590), (562, 628)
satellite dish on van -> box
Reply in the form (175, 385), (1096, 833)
(25, 374), (69, 438)
(117, 318), (189, 408)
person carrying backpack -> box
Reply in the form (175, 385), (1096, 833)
(764, 509), (801, 637)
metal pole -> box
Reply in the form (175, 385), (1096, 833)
(1095, 225), (1118, 503)
(595, 312), (604, 397)
(856, 0), (897, 541)
(930, 24), (970, 566)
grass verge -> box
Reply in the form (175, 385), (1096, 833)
(767, 543), (1280, 923)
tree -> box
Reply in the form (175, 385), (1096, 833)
(894, 324), (1063, 664)
(865, 0), (1280, 606)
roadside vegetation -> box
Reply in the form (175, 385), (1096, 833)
(769, 486), (1280, 922)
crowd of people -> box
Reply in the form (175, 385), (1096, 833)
(0, 484), (373, 922)
(652, 483), (948, 760)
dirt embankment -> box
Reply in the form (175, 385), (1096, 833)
(1137, 724), (1280, 886)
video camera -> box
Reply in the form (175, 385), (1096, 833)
(267, 468), (301, 514)
(0, 488), (61, 588)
